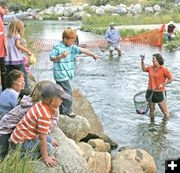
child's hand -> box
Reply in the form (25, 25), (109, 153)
(61, 51), (68, 58)
(27, 50), (32, 56)
(43, 156), (59, 167)
(51, 138), (59, 147)
(93, 54), (101, 61)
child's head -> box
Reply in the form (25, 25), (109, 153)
(6, 69), (25, 92)
(62, 28), (77, 46)
(41, 81), (71, 112)
(0, 1), (9, 15)
(8, 19), (25, 37)
(30, 80), (71, 105)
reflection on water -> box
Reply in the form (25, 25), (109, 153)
(29, 20), (180, 173)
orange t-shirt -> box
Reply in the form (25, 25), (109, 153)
(145, 65), (173, 92)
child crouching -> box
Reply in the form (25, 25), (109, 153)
(9, 82), (71, 167)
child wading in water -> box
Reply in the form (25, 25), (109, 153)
(50, 27), (101, 118)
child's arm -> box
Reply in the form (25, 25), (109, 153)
(50, 51), (68, 62)
(80, 48), (101, 60)
(39, 133), (59, 167)
(15, 39), (32, 56)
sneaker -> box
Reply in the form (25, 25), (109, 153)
(64, 112), (76, 118)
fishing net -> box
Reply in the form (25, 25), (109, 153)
(133, 91), (149, 114)
(30, 24), (165, 51)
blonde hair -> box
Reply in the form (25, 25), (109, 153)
(7, 19), (25, 38)
(62, 28), (77, 40)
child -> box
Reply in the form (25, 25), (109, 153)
(0, 80), (61, 159)
(0, 1), (9, 90)
(10, 81), (71, 167)
(50, 27), (101, 118)
(4, 19), (32, 91)
(0, 69), (25, 117)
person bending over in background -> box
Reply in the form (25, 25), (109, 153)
(165, 21), (176, 41)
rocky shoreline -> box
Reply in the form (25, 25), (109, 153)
(4, 2), (180, 22)
(16, 79), (156, 173)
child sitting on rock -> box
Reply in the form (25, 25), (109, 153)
(9, 81), (71, 167)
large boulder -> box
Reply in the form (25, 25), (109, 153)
(58, 114), (91, 142)
(111, 149), (156, 173)
(72, 88), (104, 134)
(33, 127), (90, 173)
(78, 142), (111, 173)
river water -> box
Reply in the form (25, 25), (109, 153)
(28, 20), (180, 173)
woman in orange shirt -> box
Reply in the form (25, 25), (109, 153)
(141, 53), (174, 120)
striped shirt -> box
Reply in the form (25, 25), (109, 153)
(10, 101), (52, 144)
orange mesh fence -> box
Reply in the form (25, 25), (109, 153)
(122, 24), (165, 47)
(30, 24), (165, 52)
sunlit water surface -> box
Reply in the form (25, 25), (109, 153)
(28, 20), (180, 173)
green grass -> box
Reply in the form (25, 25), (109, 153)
(164, 32), (180, 51)
(0, 148), (35, 173)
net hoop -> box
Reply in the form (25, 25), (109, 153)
(133, 90), (149, 115)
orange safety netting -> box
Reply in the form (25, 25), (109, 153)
(122, 24), (165, 47)
(31, 24), (165, 51)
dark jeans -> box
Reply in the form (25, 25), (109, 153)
(0, 58), (7, 91)
(56, 80), (72, 114)
(0, 134), (11, 159)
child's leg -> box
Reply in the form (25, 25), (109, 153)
(0, 58), (7, 91)
(22, 137), (54, 158)
(56, 80), (72, 114)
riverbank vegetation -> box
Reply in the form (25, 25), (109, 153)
(0, 149), (33, 173)
(6, 0), (180, 51)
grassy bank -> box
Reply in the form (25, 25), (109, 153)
(0, 149), (33, 173)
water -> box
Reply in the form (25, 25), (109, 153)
(28, 20), (180, 173)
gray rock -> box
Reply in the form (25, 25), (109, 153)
(58, 115), (91, 142)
